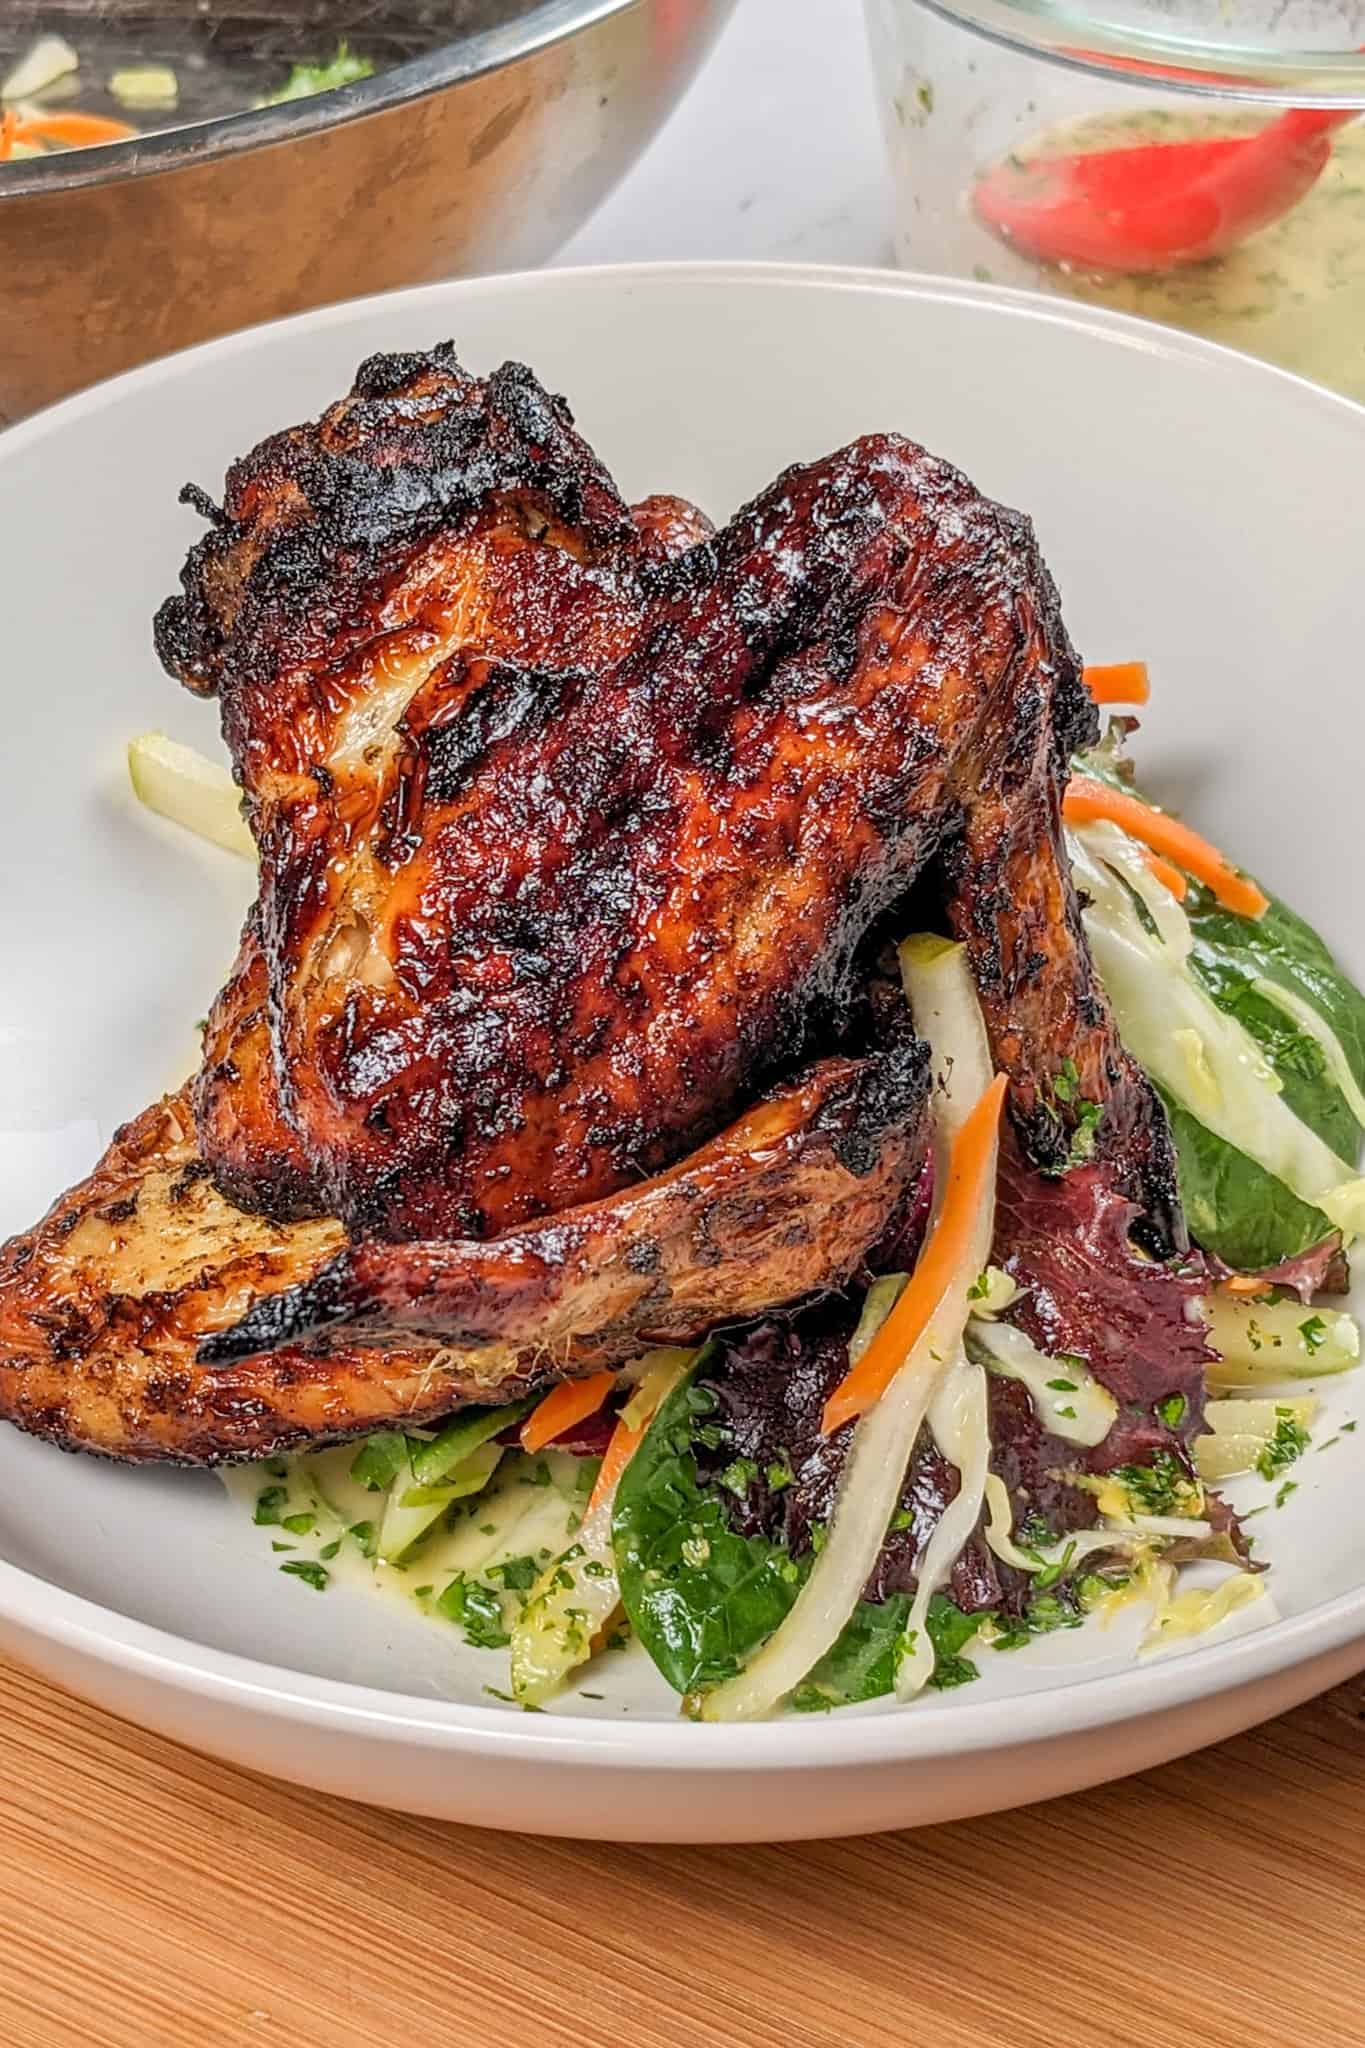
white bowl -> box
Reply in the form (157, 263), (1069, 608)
(1, 262), (1363, 1842)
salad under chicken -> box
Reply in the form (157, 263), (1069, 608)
(211, 694), (1364, 1716)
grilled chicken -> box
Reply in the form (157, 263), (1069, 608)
(0, 1052), (924, 1462)
(158, 344), (1178, 1252)
(190, 472), (715, 1224)
(0, 342), (1184, 1465)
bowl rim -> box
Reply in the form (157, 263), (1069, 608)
(905, 0), (1365, 106)
(0, 0), (653, 199)
(3, 255), (1365, 1774)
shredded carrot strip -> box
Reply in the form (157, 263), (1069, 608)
(520, 1369), (615, 1455)
(1222, 1274), (1272, 1297)
(1064, 775), (1268, 919)
(821, 1074), (1009, 1436)
(1084, 661), (1150, 707)
(0, 110), (16, 161)
(1143, 850), (1188, 901)
(14, 111), (135, 148)
(587, 1412), (646, 1515)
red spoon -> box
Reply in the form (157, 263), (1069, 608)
(973, 99), (1359, 273)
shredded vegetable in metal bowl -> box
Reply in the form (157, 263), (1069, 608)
(0, 33), (374, 159)
(124, 653), (1365, 1718)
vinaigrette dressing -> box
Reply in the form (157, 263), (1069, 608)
(1008, 109), (1365, 400)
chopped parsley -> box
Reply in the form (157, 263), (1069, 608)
(1026, 1589), (1085, 1636)
(438, 1573), (510, 1649)
(1050, 1062), (1103, 1168)
(718, 1457), (759, 1498)
(348, 1520), (378, 1557)
(1299, 1315), (1328, 1356)
(279, 1559), (329, 1591)
(280, 1511), (316, 1535)
(1076, 1568), (1131, 1609)
(1033, 1540), (1077, 1592)
(967, 1270), (990, 1302)
(1109, 1449), (1201, 1518)
(1065, 1098), (1104, 1169)
(1255, 1409), (1311, 1482)
(318, 1538), (341, 1561)
(764, 1459), (795, 1492)
(1156, 1392), (1188, 1429)
(1047, 1376), (1079, 1392)
(253, 1485), (288, 1526)
(488, 1555), (539, 1592)
(1275, 1479), (1299, 1509)
(994, 1581), (1087, 1648)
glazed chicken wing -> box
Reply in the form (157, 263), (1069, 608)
(0, 1052), (924, 1461)
(189, 461), (715, 1225)
(158, 345), (1178, 1253)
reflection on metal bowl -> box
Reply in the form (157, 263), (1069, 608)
(0, 0), (735, 423)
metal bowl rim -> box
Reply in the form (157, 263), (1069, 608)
(0, 0), (656, 198)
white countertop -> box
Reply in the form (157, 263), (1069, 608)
(559, 0), (893, 269)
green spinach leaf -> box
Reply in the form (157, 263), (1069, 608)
(615, 1360), (1007, 1709)
(1158, 1087), (1334, 1270)
(1187, 886), (1365, 1158)
(791, 1596), (911, 1710)
(612, 1359), (806, 1694)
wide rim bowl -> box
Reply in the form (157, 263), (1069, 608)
(3, 259), (1365, 1787)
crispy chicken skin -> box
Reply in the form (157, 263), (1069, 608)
(157, 345), (1179, 1250)
(0, 342), (1186, 1466)
(195, 912), (321, 1220)
(0, 1053), (924, 1462)
(190, 480), (716, 1224)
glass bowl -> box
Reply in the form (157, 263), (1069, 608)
(864, 0), (1365, 398)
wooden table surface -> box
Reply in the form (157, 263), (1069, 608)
(3, 1660), (1365, 2048)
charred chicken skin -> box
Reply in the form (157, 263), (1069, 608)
(158, 344), (1177, 1251)
(0, 1052), (925, 1462)
(0, 342), (1184, 1464)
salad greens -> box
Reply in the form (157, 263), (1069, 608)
(1188, 887), (1365, 1160)
(1070, 754), (1365, 1271)
(612, 1363), (805, 1695)
(258, 44), (375, 107)
(239, 725), (1365, 1717)
(1158, 1090), (1339, 1272)
(612, 1353), (1074, 1714)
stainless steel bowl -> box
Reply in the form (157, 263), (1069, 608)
(0, 0), (735, 423)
